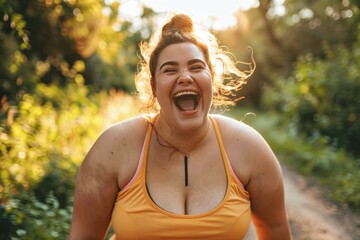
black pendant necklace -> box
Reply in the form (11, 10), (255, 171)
(151, 121), (210, 187)
(184, 154), (189, 186)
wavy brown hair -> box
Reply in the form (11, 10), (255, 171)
(135, 14), (255, 114)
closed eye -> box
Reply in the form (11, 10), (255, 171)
(190, 64), (205, 71)
(163, 68), (178, 73)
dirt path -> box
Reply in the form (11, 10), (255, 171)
(244, 166), (360, 239)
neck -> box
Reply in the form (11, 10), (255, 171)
(153, 115), (210, 155)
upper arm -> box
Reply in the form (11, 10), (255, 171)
(215, 115), (290, 239)
(244, 129), (291, 239)
(69, 127), (122, 240)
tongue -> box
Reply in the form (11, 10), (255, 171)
(176, 97), (196, 111)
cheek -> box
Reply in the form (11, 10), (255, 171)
(154, 78), (173, 100)
(151, 78), (156, 97)
(204, 74), (214, 101)
(199, 72), (213, 91)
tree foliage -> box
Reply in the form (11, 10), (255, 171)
(260, 12), (360, 209)
(0, 82), (137, 238)
(217, 0), (359, 105)
(266, 24), (360, 157)
(0, 0), (155, 103)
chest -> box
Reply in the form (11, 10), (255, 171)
(146, 135), (228, 215)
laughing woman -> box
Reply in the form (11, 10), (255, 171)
(69, 14), (291, 240)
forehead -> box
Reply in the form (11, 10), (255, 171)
(157, 42), (206, 67)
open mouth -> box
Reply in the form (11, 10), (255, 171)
(173, 91), (200, 111)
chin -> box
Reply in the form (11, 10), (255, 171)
(175, 109), (208, 131)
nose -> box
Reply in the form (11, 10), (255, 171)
(177, 69), (193, 84)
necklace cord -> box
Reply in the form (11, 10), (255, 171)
(149, 119), (210, 156)
(149, 118), (210, 187)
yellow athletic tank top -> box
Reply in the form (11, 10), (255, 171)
(111, 116), (251, 239)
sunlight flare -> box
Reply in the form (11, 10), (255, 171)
(113, 0), (259, 30)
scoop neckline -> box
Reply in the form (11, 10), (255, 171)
(141, 116), (232, 219)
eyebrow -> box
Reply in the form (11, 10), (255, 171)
(159, 61), (178, 71)
(188, 59), (207, 66)
(159, 59), (207, 71)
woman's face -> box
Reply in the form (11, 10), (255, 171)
(154, 42), (213, 132)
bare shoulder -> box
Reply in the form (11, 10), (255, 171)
(80, 116), (149, 187)
(211, 114), (266, 147)
(89, 116), (148, 158)
(211, 114), (281, 185)
(103, 115), (149, 138)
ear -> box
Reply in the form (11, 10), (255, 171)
(151, 77), (156, 97)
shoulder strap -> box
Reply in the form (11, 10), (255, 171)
(209, 115), (245, 189)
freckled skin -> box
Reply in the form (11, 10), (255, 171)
(154, 43), (213, 135)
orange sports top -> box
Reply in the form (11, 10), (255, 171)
(111, 116), (251, 239)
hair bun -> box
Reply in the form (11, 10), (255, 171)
(162, 14), (194, 34)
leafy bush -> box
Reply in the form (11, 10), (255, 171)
(265, 26), (360, 157)
(269, 121), (360, 208)
(260, 26), (360, 208)
(0, 83), (138, 238)
(227, 109), (360, 209)
(1, 83), (101, 201)
(0, 191), (72, 240)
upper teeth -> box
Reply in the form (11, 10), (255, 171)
(174, 91), (198, 97)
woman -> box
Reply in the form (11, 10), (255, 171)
(70, 14), (291, 239)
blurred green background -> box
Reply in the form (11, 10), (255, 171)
(0, 0), (359, 239)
